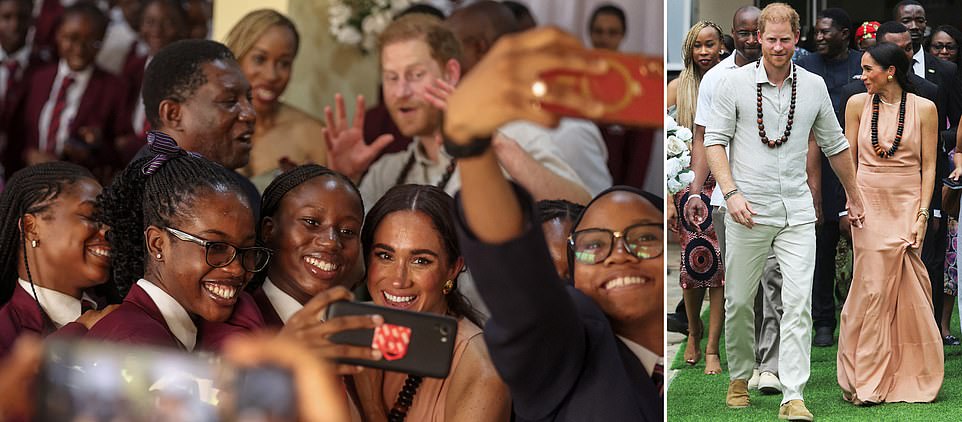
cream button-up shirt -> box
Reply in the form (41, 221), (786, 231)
(704, 61), (850, 227)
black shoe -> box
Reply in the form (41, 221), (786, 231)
(667, 313), (688, 335)
(943, 335), (960, 346)
(814, 326), (834, 347)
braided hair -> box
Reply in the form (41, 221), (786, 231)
(99, 155), (248, 296)
(0, 162), (97, 306)
(362, 184), (484, 327)
(253, 164), (363, 286)
(536, 199), (585, 224)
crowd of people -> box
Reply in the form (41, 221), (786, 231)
(0, 0), (662, 421)
(669, 1), (962, 420)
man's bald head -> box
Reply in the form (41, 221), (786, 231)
(733, 5), (761, 28)
(446, 0), (518, 74)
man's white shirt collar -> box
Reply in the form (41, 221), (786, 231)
(616, 334), (662, 377)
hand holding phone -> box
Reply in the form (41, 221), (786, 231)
(538, 49), (662, 127)
(325, 301), (459, 378)
(943, 176), (962, 189)
(278, 286), (384, 375)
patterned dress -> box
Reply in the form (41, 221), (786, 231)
(674, 174), (724, 289)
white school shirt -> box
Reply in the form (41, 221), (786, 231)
(38, 60), (93, 155)
(261, 277), (308, 324)
(0, 46), (30, 100)
(17, 278), (89, 328)
(137, 279), (197, 351)
(617, 334), (662, 377)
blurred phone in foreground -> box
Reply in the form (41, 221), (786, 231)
(537, 49), (663, 128)
(325, 301), (458, 378)
(35, 339), (295, 422)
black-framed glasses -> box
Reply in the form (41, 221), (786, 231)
(568, 223), (663, 265)
(931, 43), (958, 52)
(165, 227), (272, 272)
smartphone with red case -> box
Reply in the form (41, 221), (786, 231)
(538, 49), (663, 128)
(325, 301), (458, 378)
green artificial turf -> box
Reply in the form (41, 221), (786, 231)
(667, 301), (962, 421)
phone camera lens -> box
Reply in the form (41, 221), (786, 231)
(439, 325), (450, 336)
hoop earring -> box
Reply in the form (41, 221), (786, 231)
(442, 279), (454, 295)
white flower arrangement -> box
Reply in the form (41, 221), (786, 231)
(329, 0), (413, 53)
(665, 114), (694, 195)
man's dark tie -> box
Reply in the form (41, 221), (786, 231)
(3, 60), (18, 100)
(652, 362), (664, 397)
(46, 74), (75, 154)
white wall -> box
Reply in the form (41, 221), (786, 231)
(513, 0), (663, 55)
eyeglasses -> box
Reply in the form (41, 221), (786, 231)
(165, 227), (272, 272)
(568, 223), (663, 265)
(931, 43), (959, 52)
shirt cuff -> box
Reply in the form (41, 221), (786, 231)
(838, 210), (848, 217)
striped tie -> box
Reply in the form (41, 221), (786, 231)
(45, 74), (75, 154)
(652, 362), (664, 397)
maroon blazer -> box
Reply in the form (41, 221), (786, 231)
(251, 286), (284, 328)
(196, 291), (266, 353)
(31, 0), (63, 63)
(1, 54), (47, 180)
(601, 125), (654, 189)
(10, 62), (131, 180)
(85, 284), (186, 350)
(0, 283), (89, 357)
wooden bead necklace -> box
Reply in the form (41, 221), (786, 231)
(870, 89), (907, 158)
(756, 61), (797, 148)
(387, 374), (423, 422)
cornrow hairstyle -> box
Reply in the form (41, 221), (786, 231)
(142, 39), (235, 128)
(252, 164), (363, 287)
(536, 199), (585, 224)
(0, 162), (97, 306)
(362, 184), (485, 327)
(99, 154), (249, 297)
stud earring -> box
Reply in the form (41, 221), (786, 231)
(30, 240), (37, 248)
(156, 253), (162, 260)
(442, 279), (454, 295)
(888, 74), (893, 80)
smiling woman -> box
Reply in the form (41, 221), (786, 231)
(352, 184), (508, 422)
(224, 9), (327, 190)
(88, 144), (264, 351)
(0, 162), (118, 357)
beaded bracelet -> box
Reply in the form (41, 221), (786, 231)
(724, 189), (740, 200)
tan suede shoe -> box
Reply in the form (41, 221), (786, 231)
(778, 399), (814, 421)
(726, 379), (750, 408)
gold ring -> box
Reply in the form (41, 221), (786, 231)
(531, 80), (547, 98)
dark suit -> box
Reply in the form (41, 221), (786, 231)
(838, 74), (948, 328)
(11, 62), (131, 181)
(197, 291), (265, 352)
(85, 283), (186, 349)
(455, 186), (661, 422)
(0, 284), (91, 357)
(796, 51), (862, 330)
(921, 51), (962, 128)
